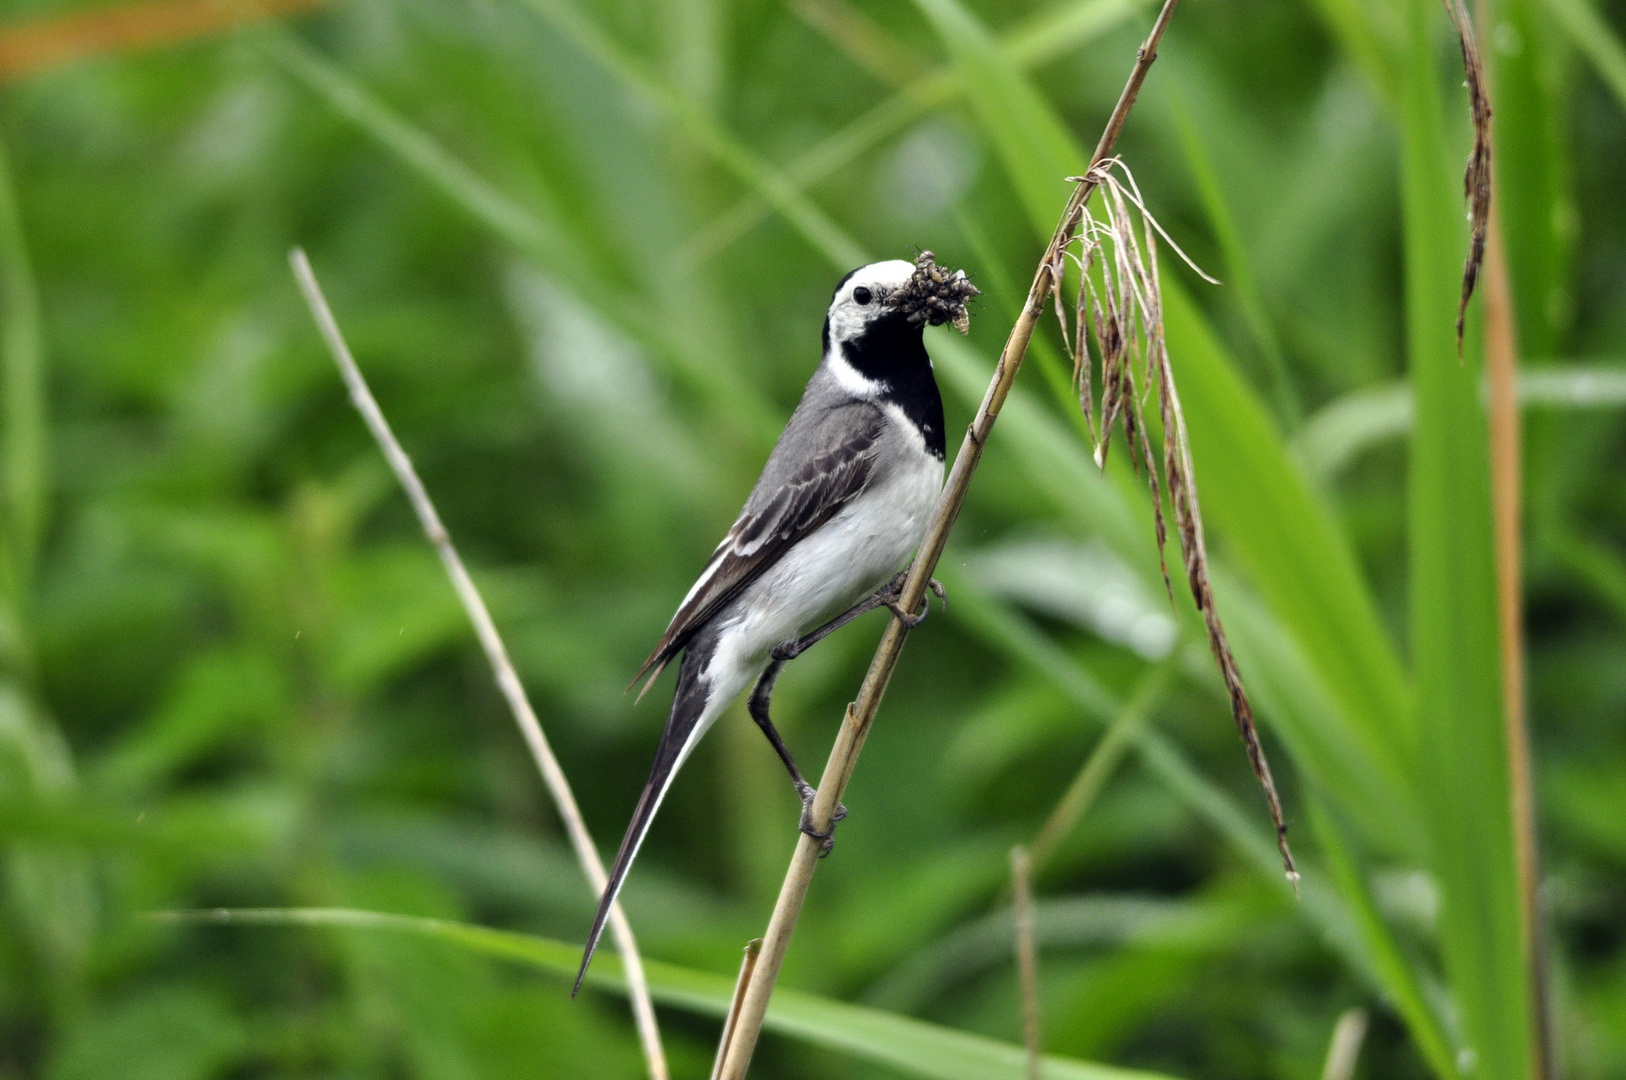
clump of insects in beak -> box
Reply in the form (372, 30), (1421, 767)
(886, 251), (980, 334)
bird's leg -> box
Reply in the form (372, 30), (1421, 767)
(771, 591), (887, 661)
(747, 659), (847, 856)
(770, 570), (948, 662)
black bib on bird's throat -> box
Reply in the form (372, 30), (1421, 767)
(832, 312), (946, 461)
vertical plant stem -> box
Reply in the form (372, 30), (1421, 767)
(1487, 204), (1550, 1080)
(1010, 846), (1042, 1080)
(1404, 0), (1529, 1071)
(1474, 0), (1550, 1069)
(712, 5), (1182, 1076)
(288, 250), (669, 1080)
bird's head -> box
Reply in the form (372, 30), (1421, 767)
(823, 253), (978, 354)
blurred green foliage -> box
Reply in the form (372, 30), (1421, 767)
(0, 0), (1624, 1076)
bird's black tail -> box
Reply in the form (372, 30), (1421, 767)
(573, 630), (719, 997)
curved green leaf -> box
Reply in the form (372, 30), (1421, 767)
(161, 908), (1176, 1080)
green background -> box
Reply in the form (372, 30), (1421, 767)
(0, 0), (1623, 1076)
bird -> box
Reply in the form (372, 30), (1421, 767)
(573, 253), (978, 995)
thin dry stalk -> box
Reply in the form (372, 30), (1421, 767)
(1442, 0), (1493, 354)
(1010, 846), (1043, 1080)
(711, 5), (1187, 1077)
(1470, 0), (1551, 1070)
(1485, 224), (1549, 1080)
(1319, 1008), (1369, 1080)
(289, 249), (669, 1080)
(1062, 160), (1296, 885)
(709, 940), (763, 1080)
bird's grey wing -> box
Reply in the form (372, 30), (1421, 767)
(632, 401), (886, 691)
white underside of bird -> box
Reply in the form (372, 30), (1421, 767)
(660, 396), (942, 809)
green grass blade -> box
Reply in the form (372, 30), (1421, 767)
(257, 32), (565, 268)
(1308, 796), (1457, 1080)
(0, 136), (45, 603)
(1165, 92), (1300, 427)
(165, 908), (1178, 1080)
(686, 0), (1138, 261)
(519, 0), (869, 270)
(1302, 0), (1403, 104)
(257, 28), (780, 445)
(912, 0), (1086, 235)
(1399, 1), (1531, 1075)
(1491, 0), (1570, 357)
(949, 578), (1458, 1066)
(1160, 287), (1415, 807)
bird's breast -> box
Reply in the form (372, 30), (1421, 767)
(720, 431), (943, 667)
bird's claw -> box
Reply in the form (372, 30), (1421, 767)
(796, 782), (848, 857)
(881, 574), (947, 628)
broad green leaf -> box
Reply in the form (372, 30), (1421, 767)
(1400, 1), (1530, 1076)
(1307, 797), (1455, 1080)
(1164, 92), (1300, 426)
(1161, 287), (1416, 827)
(912, 0), (1086, 233)
(170, 908), (1178, 1080)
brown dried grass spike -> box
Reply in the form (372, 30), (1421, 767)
(1061, 159), (1297, 886)
(1442, 0), (1493, 355)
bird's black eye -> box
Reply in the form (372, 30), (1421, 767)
(852, 286), (873, 305)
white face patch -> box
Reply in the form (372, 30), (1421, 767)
(824, 259), (918, 349)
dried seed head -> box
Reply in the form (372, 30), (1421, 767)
(1061, 158), (1297, 887)
(886, 251), (980, 333)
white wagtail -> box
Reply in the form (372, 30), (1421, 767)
(574, 253), (977, 993)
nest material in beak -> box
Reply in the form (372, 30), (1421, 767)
(886, 251), (979, 334)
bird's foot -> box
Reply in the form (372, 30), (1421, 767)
(880, 573), (947, 629)
(795, 780), (848, 858)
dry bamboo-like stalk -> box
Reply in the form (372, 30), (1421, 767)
(711, 4), (1190, 1076)
(289, 249), (669, 1080)
(709, 940), (763, 1080)
(1010, 846), (1042, 1080)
